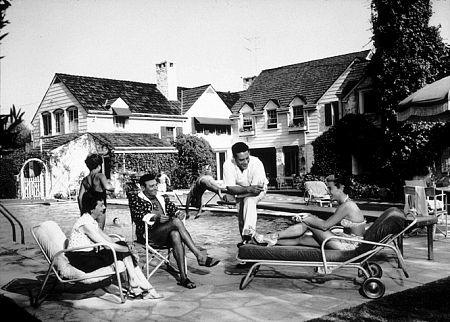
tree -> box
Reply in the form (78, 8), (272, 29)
(0, 105), (26, 154)
(369, 0), (450, 127)
(172, 134), (216, 189)
(0, 0), (10, 58)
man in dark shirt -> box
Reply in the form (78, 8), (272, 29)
(128, 173), (220, 289)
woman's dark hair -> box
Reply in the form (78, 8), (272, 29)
(85, 154), (103, 171)
(81, 191), (103, 214)
(326, 174), (350, 192)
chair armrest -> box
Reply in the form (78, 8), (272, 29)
(109, 234), (125, 242)
(142, 213), (156, 226)
(51, 242), (123, 267)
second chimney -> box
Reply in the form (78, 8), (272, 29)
(156, 61), (177, 101)
(242, 76), (256, 90)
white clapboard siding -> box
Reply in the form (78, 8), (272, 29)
(32, 82), (84, 140)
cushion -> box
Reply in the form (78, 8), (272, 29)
(34, 221), (125, 284)
(238, 244), (357, 262)
(356, 207), (406, 254)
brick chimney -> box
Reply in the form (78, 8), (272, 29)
(156, 61), (177, 101)
(242, 76), (256, 90)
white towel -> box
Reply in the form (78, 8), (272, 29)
(404, 186), (428, 216)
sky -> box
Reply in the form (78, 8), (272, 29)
(1, 0), (449, 124)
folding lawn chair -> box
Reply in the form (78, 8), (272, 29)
(237, 207), (416, 299)
(142, 214), (187, 279)
(404, 185), (448, 237)
(30, 221), (127, 307)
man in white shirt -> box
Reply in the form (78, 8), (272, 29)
(223, 142), (268, 245)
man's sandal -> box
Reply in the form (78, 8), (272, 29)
(178, 277), (196, 289)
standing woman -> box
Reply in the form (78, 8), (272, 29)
(157, 170), (171, 193)
(254, 175), (366, 250)
(67, 192), (162, 299)
(78, 154), (114, 230)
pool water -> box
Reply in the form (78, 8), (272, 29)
(2, 201), (292, 250)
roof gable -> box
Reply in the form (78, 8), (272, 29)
(180, 84), (210, 114)
(217, 91), (241, 110)
(231, 50), (371, 114)
(55, 73), (181, 115)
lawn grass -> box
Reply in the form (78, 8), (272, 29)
(310, 276), (450, 321)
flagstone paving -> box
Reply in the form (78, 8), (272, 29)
(1, 194), (449, 321)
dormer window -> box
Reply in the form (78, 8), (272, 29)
(239, 103), (255, 132)
(288, 96), (307, 130)
(291, 105), (305, 127)
(42, 112), (52, 136)
(242, 115), (253, 131)
(114, 116), (126, 128)
(266, 109), (277, 129)
(264, 99), (279, 129)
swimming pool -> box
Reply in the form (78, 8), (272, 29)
(1, 201), (292, 249)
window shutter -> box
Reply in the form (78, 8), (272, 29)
(333, 102), (339, 124)
(176, 127), (182, 138)
(161, 126), (167, 140)
(325, 104), (332, 126)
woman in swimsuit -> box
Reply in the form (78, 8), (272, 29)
(78, 154), (115, 230)
(254, 175), (366, 250)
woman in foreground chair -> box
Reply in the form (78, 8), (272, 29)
(254, 175), (366, 250)
(67, 192), (162, 299)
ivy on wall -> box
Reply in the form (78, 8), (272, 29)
(110, 152), (178, 193)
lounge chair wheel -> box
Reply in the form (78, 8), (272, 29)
(367, 262), (383, 278)
(361, 277), (385, 299)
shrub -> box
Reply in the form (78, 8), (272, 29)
(172, 134), (216, 189)
(0, 160), (17, 198)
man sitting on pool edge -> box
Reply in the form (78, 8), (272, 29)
(128, 173), (220, 289)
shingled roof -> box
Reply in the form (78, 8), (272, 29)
(231, 50), (371, 115)
(89, 132), (173, 149)
(337, 59), (371, 98)
(180, 85), (210, 114)
(36, 132), (173, 153)
(55, 73), (181, 115)
(38, 133), (83, 151)
(217, 91), (242, 110)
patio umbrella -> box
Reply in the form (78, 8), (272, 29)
(396, 75), (450, 122)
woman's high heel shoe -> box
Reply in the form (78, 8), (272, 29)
(142, 288), (163, 299)
(128, 286), (144, 298)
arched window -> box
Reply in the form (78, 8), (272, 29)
(42, 112), (52, 136)
(54, 109), (64, 134)
(67, 107), (78, 133)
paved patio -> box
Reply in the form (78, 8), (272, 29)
(1, 194), (449, 321)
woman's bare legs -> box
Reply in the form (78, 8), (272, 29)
(123, 256), (149, 290)
(276, 227), (341, 249)
(276, 222), (309, 239)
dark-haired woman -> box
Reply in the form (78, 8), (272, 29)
(254, 175), (366, 250)
(78, 153), (114, 229)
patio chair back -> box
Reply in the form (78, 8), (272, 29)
(305, 181), (328, 197)
(304, 181), (331, 206)
(30, 220), (126, 307)
(356, 207), (406, 254)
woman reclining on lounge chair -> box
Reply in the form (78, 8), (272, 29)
(254, 175), (366, 250)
